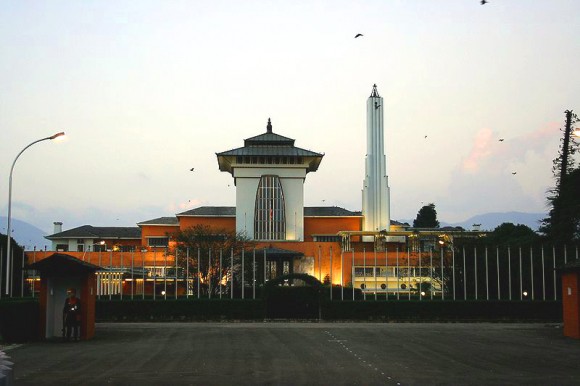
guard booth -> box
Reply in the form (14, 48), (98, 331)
(560, 260), (580, 339)
(28, 253), (99, 341)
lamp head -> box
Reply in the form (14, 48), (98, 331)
(49, 132), (65, 140)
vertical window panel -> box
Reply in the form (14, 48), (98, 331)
(254, 175), (286, 240)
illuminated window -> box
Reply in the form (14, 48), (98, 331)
(254, 175), (286, 240)
(148, 237), (169, 248)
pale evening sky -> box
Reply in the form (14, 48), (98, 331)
(1, 0), (579, 235)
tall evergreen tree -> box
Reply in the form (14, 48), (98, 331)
(413, 203), (440, 228)
(540, 110), (580, 243)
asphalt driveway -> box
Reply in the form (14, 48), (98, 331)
(4, 322), (580, 385)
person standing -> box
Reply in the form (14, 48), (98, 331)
(63, 288), (81, 342)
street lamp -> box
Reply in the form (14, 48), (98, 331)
(4, 131), (65, 296)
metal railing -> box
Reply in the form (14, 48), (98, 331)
(14, 244), (580, 301)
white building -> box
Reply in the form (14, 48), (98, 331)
(216, 119), (324, 241)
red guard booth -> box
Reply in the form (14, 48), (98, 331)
(560, 260), (580, 339)
(29, 253), (99, 341)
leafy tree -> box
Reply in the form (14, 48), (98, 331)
(540, 110), (580, 243)
(484, 223), (540, 246)
(170, 225), (255, 296)
(413, 203), (440, 228)
(0, 233), (26, 297)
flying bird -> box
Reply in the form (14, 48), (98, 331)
(424, 135), (428, 139)
(499, 138), (504, 142)
(512, 172), (517, 175)
(190, 168), (194, 171)
(481, 0), (488, 4)
(354, 33), (363, 38)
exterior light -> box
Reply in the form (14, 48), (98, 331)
(574, 128), (580, 137)
(420, 291), (426, 296)
(523, 291), (528, 297)
(4, 131), (66, 296)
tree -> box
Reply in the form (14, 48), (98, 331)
(0, 233), (26, 297)
(170, 225), (255, 296)
(484, 223), (540, 246)
(540, 110), (580, 243)
(413, 203), (440, 228)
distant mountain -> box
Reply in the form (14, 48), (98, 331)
(0, 216), (49, 250)
(446, 212), (545, 232)
(399, 212), (546, 232)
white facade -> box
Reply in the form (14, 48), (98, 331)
(234, 166), (305, 240)
(216, 119), (322, 242)
(362, 85), (391, 232)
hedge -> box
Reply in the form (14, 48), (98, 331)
(0, 299), (40, 343)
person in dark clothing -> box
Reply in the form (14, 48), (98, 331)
(63, 288), (81, 341)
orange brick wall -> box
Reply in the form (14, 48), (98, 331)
(140, 225), (180, 246)
(27, 248), (424, 287)
(303, 217), (362, 241)
(178, 217), (236, 232)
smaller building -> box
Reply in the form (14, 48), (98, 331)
(46, 222), (141, 252)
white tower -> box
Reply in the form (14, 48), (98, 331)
(362, 84), (391, 232)
(216, 119), (323, 241)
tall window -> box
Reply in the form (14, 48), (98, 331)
(254, 175), (286, 240)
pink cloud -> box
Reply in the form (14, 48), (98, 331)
(461, 128), (494, 173)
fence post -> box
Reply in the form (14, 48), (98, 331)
(508, 247), (512, 301)
(208, 249), (212, 300)
(197, 248), (201, 299)
(462, 247), (466, 300)
(530, 246), (534, 301)
(330, 246), (333, 301)
(485, 247), (489, 301)
(452, 247), (456, 301)
(363, 248), (366, 301)
(496, 247), (501, 300)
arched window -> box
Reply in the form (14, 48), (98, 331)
(254, 175), (286, 240)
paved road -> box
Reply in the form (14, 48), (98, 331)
(4, 322), (580, 385)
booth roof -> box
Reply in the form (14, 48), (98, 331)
(28, 253), (100, 276)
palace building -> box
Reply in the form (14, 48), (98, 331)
(29, 85), (479, 297)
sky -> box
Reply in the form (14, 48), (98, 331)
(1, 0), (579, 235)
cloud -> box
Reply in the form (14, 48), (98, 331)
(440, 122), (561, 222)
(461, 128), (494, 173)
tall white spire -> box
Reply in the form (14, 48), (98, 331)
(362, 84), (390, 232)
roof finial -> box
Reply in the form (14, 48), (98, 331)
(370, 84), (380, 97)
(267, 118), (272, 133)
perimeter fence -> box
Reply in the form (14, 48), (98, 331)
(13, 243), (578, 302)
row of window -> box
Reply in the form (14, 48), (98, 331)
(354, 267), (435, 278)
(313, 235), (341, 242)
(236, 156), (304, 165)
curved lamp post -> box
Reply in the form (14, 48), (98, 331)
(4, 131), (64, 296)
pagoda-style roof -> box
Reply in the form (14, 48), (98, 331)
(216, 118), (323, 174)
